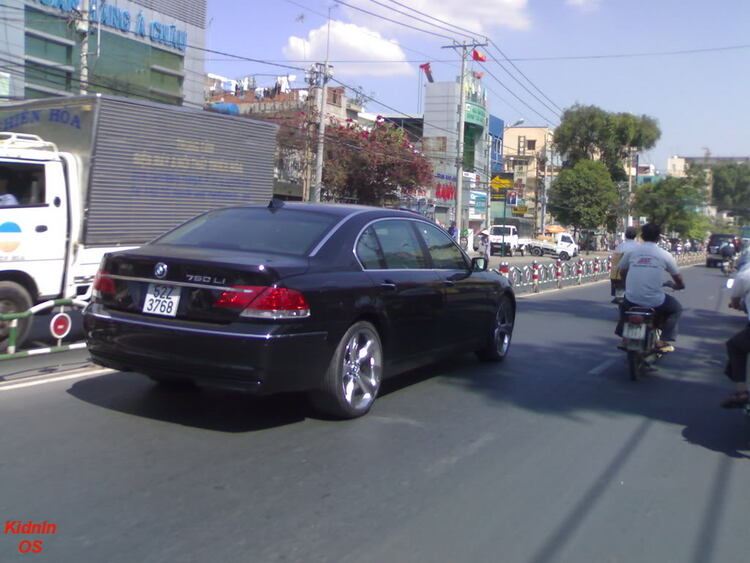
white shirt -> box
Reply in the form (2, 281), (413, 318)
(731, 266), (750, 321)
(620, 241), (680, 307)
(614, 239), (640, 254)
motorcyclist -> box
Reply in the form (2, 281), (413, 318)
(610, 226), (640, 304)
(615, 223), (685, 352)
(720, 264), (750, 407)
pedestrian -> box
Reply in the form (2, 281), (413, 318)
(447, 221), (457, 240)
(720, 264), (750, 407)
(481, 232), (490, 261)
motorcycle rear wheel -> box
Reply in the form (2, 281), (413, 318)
(627, 350), (642, 381)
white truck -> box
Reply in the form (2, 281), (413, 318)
(525, 232), (579, 261)
(480, 225), (578, 260)
(0, 95), (277, 350)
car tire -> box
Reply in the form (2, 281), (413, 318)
(559, 251), (570, 261)
(531, 246), (543, 257)
(476, 295), (515, 362)
(0, 281), (33, 353)
(310, 321), (383, 419)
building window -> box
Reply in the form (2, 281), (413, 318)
(527, 139), (536, 151)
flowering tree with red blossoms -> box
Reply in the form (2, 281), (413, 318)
(322, 116), (433, 206)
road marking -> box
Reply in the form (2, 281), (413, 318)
(0, 368), (114, 391)
(588, 358), (617, 376)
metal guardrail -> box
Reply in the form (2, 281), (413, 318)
(0, 299), (88, 360)
(494, 252), (704, 294)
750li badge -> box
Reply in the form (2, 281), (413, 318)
(186, 274), (227, 285)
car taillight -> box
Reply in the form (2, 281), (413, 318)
(626, 315), (644, 324)
(213, 286), (266, 309)
(214, 286), (310, 319)
(93, 270), (115, 297)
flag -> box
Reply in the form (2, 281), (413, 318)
(419, 62), (434, 83)
(472, 49), (487, 62)
(472, 71), (484, 79)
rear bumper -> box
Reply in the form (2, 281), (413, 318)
(83, 305), (331, 394)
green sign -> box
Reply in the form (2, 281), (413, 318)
(465, 102), (487, 126)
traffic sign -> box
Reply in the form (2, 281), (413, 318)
(50, 312), (72, 339)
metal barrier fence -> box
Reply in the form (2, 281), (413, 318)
(495, 252), (704, 294)
(0, 299), (88, 360)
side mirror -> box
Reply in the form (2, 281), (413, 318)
(472, 257), (488, 272)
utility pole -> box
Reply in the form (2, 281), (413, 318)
(540, 129), (552, 234)
(312, 9), (333, 203)
(78, 0), (89, 94)
(311, 61), (329, 202)
(442, 40), (487, 246)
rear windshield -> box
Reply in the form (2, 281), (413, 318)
(710, 234), (734, 245)
(154, 207), (339, 256)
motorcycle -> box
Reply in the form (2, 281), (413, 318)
(620, 282), (675, 380)
(621, 306), (663, 380)
(721, 256), (735, 276)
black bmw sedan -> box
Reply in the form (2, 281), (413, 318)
(84, 201), (516, 418)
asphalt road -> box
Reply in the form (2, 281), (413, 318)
(2, 263), (749, 562)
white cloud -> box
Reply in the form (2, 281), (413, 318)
(565, 0), (601, 12)
(283, 21), (413, 78)
(340, 0), (532, 35)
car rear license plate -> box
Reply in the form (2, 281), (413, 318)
(143, 283), (180, 317)
(623, 323), (646, 339)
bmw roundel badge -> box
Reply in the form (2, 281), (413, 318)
(154, 262), (168, 279)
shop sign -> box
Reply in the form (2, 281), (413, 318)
(490, 174), (513, 201)
(464, 102), (487, 126)
(33, 0), (188, 51)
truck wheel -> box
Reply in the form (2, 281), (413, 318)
(309, 321), (383, 419)
(0, 281), (33, 353)
(476, 295), (515, 362)
(559, 251), (570, 261)
(531, 246), (543, 257)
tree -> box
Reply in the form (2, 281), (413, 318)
(322, 116), (433, 205)
(711, 162), (750, 223)
(632, 174), (707, 237)
(554, 104), (661, 182)
(547, 160), (618, 232)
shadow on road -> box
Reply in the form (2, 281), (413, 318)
(67, 372), (310, 432)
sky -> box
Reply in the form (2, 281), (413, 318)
(205, 0), (750, 171)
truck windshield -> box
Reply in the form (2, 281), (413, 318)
(491, 227), (512, 236)
(154, 207), (339, 256)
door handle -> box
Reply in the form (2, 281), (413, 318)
(380, 281), (397, 291)
(35, 225), (48, 233)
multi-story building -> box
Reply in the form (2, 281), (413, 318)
(421, 74), (490, 231)
(0, 0), (205, 106)
(501, 125), (555, 231)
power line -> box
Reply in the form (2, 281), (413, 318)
(333, 0), (453, 40)
(374, 0), (563, 116)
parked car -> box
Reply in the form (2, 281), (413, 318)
(706, 233), (736, 267)
(84, 201), (516, 419)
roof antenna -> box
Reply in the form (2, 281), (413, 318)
(268, 198), (285, 211)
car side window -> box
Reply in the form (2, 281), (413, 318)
(355, 226), (386, 269)
(415, 222), (468, 270)
(371, 220), (427, 269)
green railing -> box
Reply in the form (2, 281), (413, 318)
(0, 299), (88, 361)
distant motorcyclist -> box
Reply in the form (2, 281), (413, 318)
(610, 226), (639, 304)
(615, 223), (685, 352)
